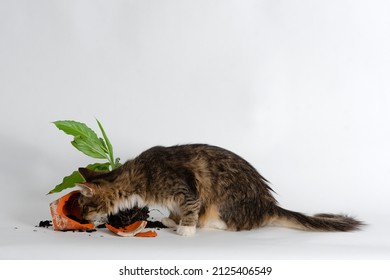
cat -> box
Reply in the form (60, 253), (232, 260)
(77, 144), (363, 236)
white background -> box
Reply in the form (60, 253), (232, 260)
(0, 0), (389, 260)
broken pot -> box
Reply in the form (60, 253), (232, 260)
(50, 190), (95, 231)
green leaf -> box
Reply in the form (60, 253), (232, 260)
(96, 119), (114, 164)
(99, 138), (109, 153)
(54, 120), (109, 159)
(71, 136), (107, 159)
(48, 170), (84, 194)
(53, 120), (100, 142)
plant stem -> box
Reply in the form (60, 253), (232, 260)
(109, 153), (115, 170)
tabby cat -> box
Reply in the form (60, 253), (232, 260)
(77, 144), (362, 236)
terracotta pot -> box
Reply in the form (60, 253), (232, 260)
(50, 190), (94, 231)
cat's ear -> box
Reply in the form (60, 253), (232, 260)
(78, 167), (103, 181)
(76, 182), (96, 197)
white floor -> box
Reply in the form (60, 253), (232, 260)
(1, 203), (388, 260)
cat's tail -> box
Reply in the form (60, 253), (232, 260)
(270, 206), (364, 231)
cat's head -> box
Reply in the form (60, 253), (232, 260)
(76, 168), (117, 224)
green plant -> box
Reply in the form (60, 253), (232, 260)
(48, 119), (121, 194)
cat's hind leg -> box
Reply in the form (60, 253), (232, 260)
(198, 204), (228, 230)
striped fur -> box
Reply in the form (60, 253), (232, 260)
(77, 144), (363, 236)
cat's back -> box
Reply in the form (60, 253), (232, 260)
(134, 144), (260, 176)
(136, 144), (237, 163)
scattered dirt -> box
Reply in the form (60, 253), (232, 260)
(146, 220), (166, 229)
(107, 207), (149, 228)
(38, 220), (53, 228)
(107, 207), (167, 229)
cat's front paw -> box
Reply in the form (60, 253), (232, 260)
(177, 225), (196, 236)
